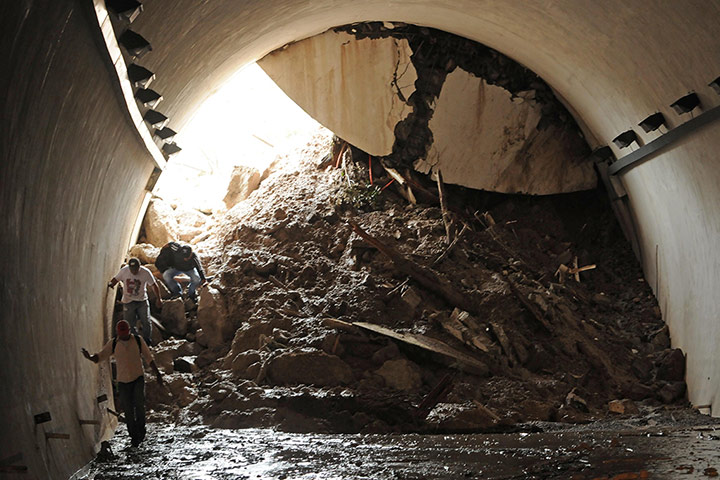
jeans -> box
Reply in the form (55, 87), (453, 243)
(118, 376), (146, 446)
(123, 300), (152, 345)
(163, 267), (202, 298)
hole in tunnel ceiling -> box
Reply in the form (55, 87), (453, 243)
(152, 63), (326, 213)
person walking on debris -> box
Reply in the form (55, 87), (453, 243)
(155, 242), (207, 302)
(81, 320), (163, 448)
(108, 257), (162, 345)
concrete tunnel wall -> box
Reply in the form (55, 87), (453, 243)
(1, 0), (720, 477)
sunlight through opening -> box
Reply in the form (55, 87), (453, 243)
(154, 63), (326, 212)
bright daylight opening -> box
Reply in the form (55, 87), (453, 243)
(153, 63), (327, 212)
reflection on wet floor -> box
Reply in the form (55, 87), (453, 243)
(72, 423), (720, 479)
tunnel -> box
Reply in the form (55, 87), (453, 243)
(2, 1), (720, 478)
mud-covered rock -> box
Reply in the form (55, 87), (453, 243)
(426, 402), (497, 431)
(160, 298), (188, 336)
(174, 356), (199, 373)
(197, 286), (233, 347)
(375, 358), (423, 391)
(658, 381), (686, 404)
(656, 348), (685, 382)
(224, 165), (262, 209)
(129, 243), (160, 265)
(266, 350), (353, 386)
(230, 350), (263, 375)
(143, 199), (180, 247)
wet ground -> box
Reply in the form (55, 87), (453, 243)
(73, 421), (720, 479)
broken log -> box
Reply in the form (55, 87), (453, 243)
(415, 373), (455, 418)
(347, 219), (475, 313)
(433, 224), (468, 266)
(436, 169), (453, 244)
(505, 279), (554, 333)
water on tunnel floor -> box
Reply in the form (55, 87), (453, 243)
(71, 422), (720, 479)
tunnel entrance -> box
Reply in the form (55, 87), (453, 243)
(76, 20), (720, 479)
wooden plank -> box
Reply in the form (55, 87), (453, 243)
(353, 322), (488, 375)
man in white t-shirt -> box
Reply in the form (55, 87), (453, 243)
(108, 257), (162, 345)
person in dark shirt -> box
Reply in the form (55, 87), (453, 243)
(155, 243), (206, 301)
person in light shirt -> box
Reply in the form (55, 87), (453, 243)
(108, 257), (162, 345)
(82, 320), (163, 448)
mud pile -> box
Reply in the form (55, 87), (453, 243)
(140, 132), (690, 434)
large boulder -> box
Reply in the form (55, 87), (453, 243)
(374, 358), (423, 391)
(129, 243), (160, 264)
(175, 206), (210, 243)
(142, 198), (179, 247)
(160, 298), (188, 336)
(197, 286), (234, 347)
(229, 322), (276, 355)
(266, 349), (353, 386)
(223, 165), (262, 209)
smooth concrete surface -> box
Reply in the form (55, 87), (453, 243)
(259, 30), (416, 157)
(2, 1), (720, 478)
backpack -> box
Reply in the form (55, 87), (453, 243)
(112, 334), (142, 354)
(155, 241), (181, 272)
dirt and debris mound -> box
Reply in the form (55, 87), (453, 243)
(137, 131), (703, 434)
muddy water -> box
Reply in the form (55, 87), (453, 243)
(73, 423), (720, 479)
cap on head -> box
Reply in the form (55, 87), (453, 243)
(128, 258), (140, 269)
(116, 320), (130, 336)
(181, 246), (192, 257)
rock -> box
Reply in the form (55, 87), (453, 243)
(160, 298), (188, 337)
(374, 358), (422, 391)
(173, 356), (198, 373)
(658, 381), (686, 404)
(650, 325), (671, 350)
(175, 206), (208, 228)
(166, 374), (198, 407)
(197, 286), (234, 347)
(371, 342), (401, 364)
(231, 351), (263, 375)
(631, 356), (654, 380)
(142, 198), (180, 247)
(656, 348), (685, 382)
(520, 399), (555, 421)
(426, 402), (497, 431)
(608, 399), (639, 415)
(622, 382), (655, 401)
(400, 286), (422, 311)
(223, 165), (262, 209)
(195, 328), (208, 348)
(266, 349), (353, 386)
(229, 322), (276, 354)
(129, 243), (160, 264)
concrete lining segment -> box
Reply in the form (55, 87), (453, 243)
(609, 105), (720, 176)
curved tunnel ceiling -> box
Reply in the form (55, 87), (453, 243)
(2, 1), (720, 478)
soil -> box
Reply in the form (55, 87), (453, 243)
(132, 128), (712, 437)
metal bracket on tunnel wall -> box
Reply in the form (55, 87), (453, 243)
(609, 105), (720, 176)
(88, 0), (166, 170)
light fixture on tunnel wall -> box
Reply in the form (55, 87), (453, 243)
(612, 130), (639, 149)
(638, 112), (666, 133)
(118, 29), (152, 58)
(162, 142), (182, 156)
(127, 64), (155, 88)
(134, 88), (163, 108)
(154, 127), (177, 142)
(670, 92), (701, 115)
(710, 77), (720, 95)
(106, 0), (143, 23)
(143, 109), (168, 129)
